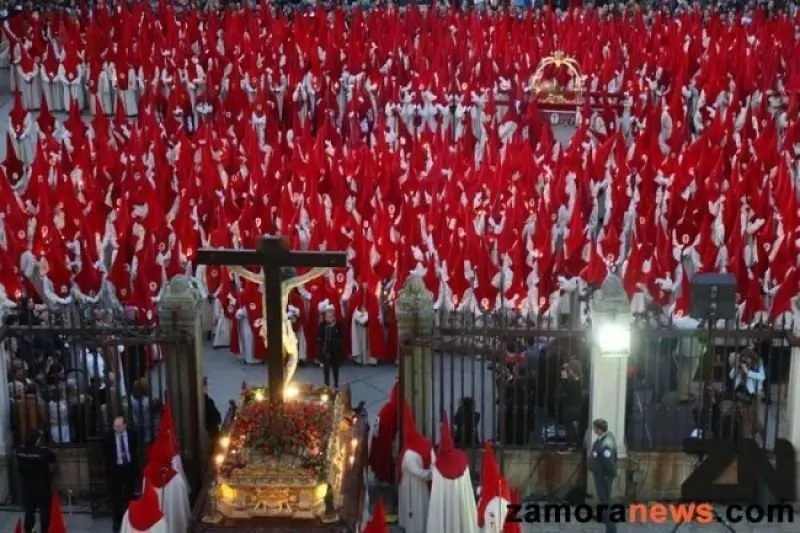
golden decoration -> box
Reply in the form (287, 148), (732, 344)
(529, 51), (586, 105)
(212, 387), (356, 521)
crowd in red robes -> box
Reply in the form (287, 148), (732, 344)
(2, 3), (800, 362)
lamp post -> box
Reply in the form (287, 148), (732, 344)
(588, 272), (630, 499)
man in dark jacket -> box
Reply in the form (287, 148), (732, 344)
(589, 419), (618, 533)
(203, 377), (222, 442)
(103, 417), (139, 533)
(16, 429), (56, 533)
(317, 306), (344, 388)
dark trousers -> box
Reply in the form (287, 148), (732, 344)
(593, 473), (618, 533)
(323, 361), (340, 388)
(22, 486), (51, 533)
(109, 464), (137, 532)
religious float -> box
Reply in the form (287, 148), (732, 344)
(190, 382), (367, 533)
(529, 51), (622, 143)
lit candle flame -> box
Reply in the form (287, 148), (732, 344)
(214, 454), (225, 467)
(320, 393), (329, 402)
(219, 436), (230, 450)
(284, 384), (300, 400)
(348, 455), (355, 466)
(254, 390), (265, 402)
(350, 438), (358, 451)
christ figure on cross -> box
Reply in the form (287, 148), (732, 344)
(229, 265), (330, 386)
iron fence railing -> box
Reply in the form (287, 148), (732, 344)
(398, 307), (794, 469)
(0, 301), (198, 514)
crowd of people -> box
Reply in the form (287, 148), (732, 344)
(3, 297), (168, 449)
(1, 2), (799, 373)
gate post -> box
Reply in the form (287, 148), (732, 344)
(0, 331), (13, 502)
(588, 273), (631, 500)
(395, 276), (435, 438)
(157, 275), (207, 492)
(786, 314), (800, 500)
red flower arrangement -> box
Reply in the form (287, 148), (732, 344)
(224, 397), (333, 479)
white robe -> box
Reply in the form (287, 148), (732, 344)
(61, 65), (85, 111)
(98, 67), (116, 115)
(120, 514), (169, 533)
(351, 309), (374, 364)
(212, 299), (231, 347)
(9, 114), (37, 165)
(481, 495), (511, 533)
(398, 450), (431, 533)
(235, 309), (258, 364)
(171, 454), (189, 490)
(153, 476), (191, 533)
(119, 67), (140, 117)
(426, 468), (479, 533)
(41, 67), (65, 112)
(17, 64), (42, 110)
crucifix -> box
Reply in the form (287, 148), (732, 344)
(196, 236), (347, 403)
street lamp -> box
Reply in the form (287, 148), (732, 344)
(587, 272), (632, 473)
(594, 319), (631, 357)
(592, 274), (631, 358)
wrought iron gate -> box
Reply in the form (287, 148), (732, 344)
(398, 303), (794, 500)
(0, 301), (200, 515)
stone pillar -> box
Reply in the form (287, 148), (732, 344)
(588, 274), (630, 500)
(395, 276), (435, 439)
(0, 332), (13, 503)
(786, 313), (800, 499)
(157, 275), (207, 492)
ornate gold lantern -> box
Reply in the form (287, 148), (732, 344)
(529, 51), (587, 106)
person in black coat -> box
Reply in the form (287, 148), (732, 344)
(16, 429), (56, 533)
(317, 307), (344, 388)
(203, 377), (222, 443)
(103, 416), (139, 533)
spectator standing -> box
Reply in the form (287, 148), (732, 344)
(317, 307), (344, 388)
(16, 429), (56, 533)
(203, 377), (222, 443)
(558, 357), (584, 450)
(130, 379), (154, 444)
(453, 397), (481, 447)
(104, 416), (139, 533)
(729, 348), (765, 442)
(10, 381), (45, 446)
(47, 386), (70, 444)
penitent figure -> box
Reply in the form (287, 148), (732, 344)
(229, 265), (330, 386)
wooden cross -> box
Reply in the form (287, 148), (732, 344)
(196, 236), (347, 403)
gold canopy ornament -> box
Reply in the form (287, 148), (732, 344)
(530, 51), (587, 105)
